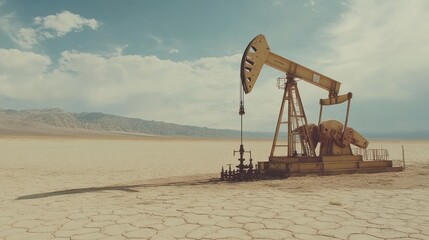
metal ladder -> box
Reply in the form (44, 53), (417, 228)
(270, 78), (315, 157)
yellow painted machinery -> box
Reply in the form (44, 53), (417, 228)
(235, 34), (402, 177)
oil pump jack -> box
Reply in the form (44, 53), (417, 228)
(221, 34), (401, 180)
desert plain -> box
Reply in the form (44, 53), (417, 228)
(0, 135), (428, 240)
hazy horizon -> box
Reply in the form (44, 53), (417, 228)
(0, 106), (428, 140)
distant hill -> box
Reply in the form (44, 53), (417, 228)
(0, 108), (272, 138)
(0, 108), (427, 139)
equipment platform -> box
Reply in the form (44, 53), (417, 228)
(258, 156), (402, 178)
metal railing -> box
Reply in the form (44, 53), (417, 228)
(353, 148), (390, 161)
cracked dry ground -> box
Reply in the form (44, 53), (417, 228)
(1, 165), (429, 240)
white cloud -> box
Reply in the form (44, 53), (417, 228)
(305, 0), (315, 7)
(149, 34), (182, 55)
(109, 44), (129, 56)
(0, 11), (98, 49)
(169, 48), (179, 54)
(0, 49), (53, 99)
(0, 13), (37, 49)
(304, 0), (316, 11)
(34, 11), (99, 38)
(301, 0), (429, 132)
(319, 0), (429, 101)
(149, 34), (163, 45)
(15, 28), (38, 49)
(0, 48), (244, 129)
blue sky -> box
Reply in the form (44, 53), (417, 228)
(0, 0), (428, 134)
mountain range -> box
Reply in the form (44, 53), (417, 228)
(0, 108), (271, 138)
(0, 108), (427, 139)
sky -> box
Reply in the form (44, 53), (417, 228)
(0, 0), (428, 134)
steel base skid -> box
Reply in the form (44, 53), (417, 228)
(258, 155), (402, 178)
